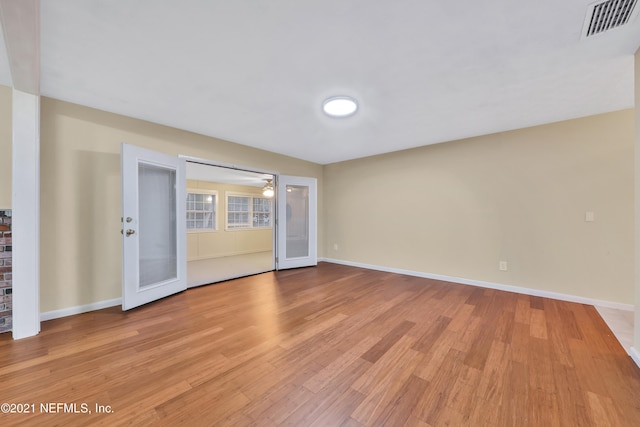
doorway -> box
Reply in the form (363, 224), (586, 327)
(121, 145), (318, 310)
(185, 161), (275, 287)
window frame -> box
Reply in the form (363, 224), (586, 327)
(186, 189), (218, 233)
(225, 191), (273, 231)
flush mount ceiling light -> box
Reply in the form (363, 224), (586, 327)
(322, 96), (358, 118)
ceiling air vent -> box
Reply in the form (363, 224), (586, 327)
(582, 0), (639, 38)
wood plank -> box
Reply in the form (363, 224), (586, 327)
(360, 320), (415, 363)
(369, 374), (429, 426)
(304, 335), (380, 393)
(418, 348), (466, 426)
(411, 316), (451, 354)
(351, 343), (424, 425)
(530, 308), (549, 340)
(284, 358), (371, 426)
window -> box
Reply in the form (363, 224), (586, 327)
(186, 190), (217, 231)
(253, 197), (272, 228)
(227, 195), (250, 229)
(226, 193), (272, 230)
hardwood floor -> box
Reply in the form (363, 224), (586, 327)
(1, 262), (639, 426)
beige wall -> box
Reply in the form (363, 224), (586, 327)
(635, 48), (640, 351)
(186, 180), (273, 261)
(40, 97), (323, 313)
(0, 85), (11, 208)
(324, 110), (634, 304)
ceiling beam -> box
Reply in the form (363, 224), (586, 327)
(0, 0), (39, 94)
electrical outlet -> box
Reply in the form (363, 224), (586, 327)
(585, 211), (595, 222)
(499, 261), (508, 271)
(333, 243), (339, 251)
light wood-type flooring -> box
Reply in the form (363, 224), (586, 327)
(1, 262), (639, 426)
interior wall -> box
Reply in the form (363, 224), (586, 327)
(39, 97), (323, 313)
(634, 47), (640, 352)
(186, 179), (272, 261)
(0, 85), (12, 209)
(324, 110), (634, 304)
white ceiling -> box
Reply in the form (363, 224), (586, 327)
(2, 1), (640, 164)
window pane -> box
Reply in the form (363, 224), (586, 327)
(286, 185), (309, 258)
(138, 163), (177, 287)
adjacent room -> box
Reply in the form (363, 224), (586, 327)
(1, 1), (640, 425)
(185, 162), (275, 287)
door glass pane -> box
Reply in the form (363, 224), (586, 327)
(286, 185), (309, 258)
(138, 162), (177, 288)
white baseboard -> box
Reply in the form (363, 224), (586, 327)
(631, 347), (640, 369)
(40, 298), (122, 322)
(319, 258), (634, 311)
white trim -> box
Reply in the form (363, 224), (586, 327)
(319, 258), (635, 311)
(40, 298), (122, 322)
(11, 90), (40, 339)
(631, 347), (640, 369)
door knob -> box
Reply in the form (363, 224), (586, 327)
(126, 229), (135, 236)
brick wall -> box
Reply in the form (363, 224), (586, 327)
(0, 210), (12, 333)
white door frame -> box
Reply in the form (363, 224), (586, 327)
(180, 155), (279, 275)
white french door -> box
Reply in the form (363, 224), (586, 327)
(276, 175), (317, 270)
(121, 144), (186, 310)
